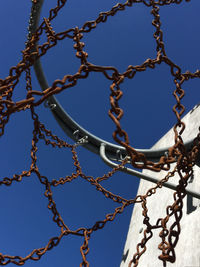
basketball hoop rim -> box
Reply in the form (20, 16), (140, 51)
(31, 0), (195, 163)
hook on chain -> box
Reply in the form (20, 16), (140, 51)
(73, 130), (88, 147)
(44, 100), (57, 110)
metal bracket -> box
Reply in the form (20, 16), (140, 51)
(100, 143), (200, 200)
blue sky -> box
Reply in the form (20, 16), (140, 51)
(0, 1), (199, 266)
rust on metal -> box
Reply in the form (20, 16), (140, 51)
(0, 0), (199, 266)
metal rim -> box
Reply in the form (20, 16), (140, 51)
(28, 0), (200, 199)
(31, 0), (195, 163)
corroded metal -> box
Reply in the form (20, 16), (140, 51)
(0, 0), (199, 267)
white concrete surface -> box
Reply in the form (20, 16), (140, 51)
(120, 104), (200, 267)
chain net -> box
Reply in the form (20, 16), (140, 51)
(0, 0), (199, 266)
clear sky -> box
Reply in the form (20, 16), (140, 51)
(0, 1), (199, 267)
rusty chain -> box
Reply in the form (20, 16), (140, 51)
(0, 0), (199, 266)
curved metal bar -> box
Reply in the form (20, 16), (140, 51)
(31, 0), (196, 163)
(27, 0), (44, 43)
(100, 143), (200, 200)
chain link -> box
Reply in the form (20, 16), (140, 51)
(0, 0), (199, 266)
